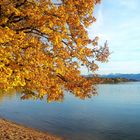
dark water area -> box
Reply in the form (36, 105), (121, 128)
(0, 82), (140, 140)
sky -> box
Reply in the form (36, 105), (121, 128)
(86, 0), (140, 74)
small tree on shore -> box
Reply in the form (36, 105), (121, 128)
(0, 0), (109, 102)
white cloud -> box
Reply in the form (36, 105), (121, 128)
(97, 61), (140, 74)
(95, 6), (104, 30)
(87, 4), (104, 38)
(120, 0), (139, 10)
(86, 0), (140, 74)
(87, 5), (114, 48)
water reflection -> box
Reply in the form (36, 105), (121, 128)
(0, 89), (17, 103)
(0, 82), (140, 140)
(0, 80), (98, 103)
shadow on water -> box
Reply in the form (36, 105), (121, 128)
(0, 82), (140, 140)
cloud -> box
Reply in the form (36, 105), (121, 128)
(119, 0), (139, 10)
(87, 4), (103, 34)
(86, 0), (140, 74)
(87, 4), (111, 43)
(97, 61), (140, 74)
(95, 6), (104, 30)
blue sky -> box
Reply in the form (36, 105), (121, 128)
(86, 0), (140, 74)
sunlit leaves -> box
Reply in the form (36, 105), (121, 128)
(0, 0), (109, 102)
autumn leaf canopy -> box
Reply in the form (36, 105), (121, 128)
(0, 0), (109, 102)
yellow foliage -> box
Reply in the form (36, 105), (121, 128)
(0, 0), (109, 102)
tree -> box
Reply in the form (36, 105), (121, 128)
(0, 0), (109, 102)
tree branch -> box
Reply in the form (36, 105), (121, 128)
(15, 0), (27, 8)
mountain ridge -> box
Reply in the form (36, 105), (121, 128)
(100, 73), (140, 81)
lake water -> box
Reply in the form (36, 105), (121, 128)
(0, 82), (140, 140)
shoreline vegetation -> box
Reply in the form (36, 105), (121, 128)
(86, 77), (138, 84)
(0, 118), (63, 140)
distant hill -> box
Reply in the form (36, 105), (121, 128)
(87, 77), (135, 84)
(101, 74), (140, 81)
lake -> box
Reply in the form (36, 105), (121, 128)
(0, 82), (140, 140)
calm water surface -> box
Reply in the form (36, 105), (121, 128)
(0, 82), (140, 140)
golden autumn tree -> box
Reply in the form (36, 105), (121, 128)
(0, 0), (109, 102)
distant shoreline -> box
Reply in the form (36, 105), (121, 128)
(0, 118), (63, 140)
(86, 77), (138, 84)
(84, 73), (140, 82)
